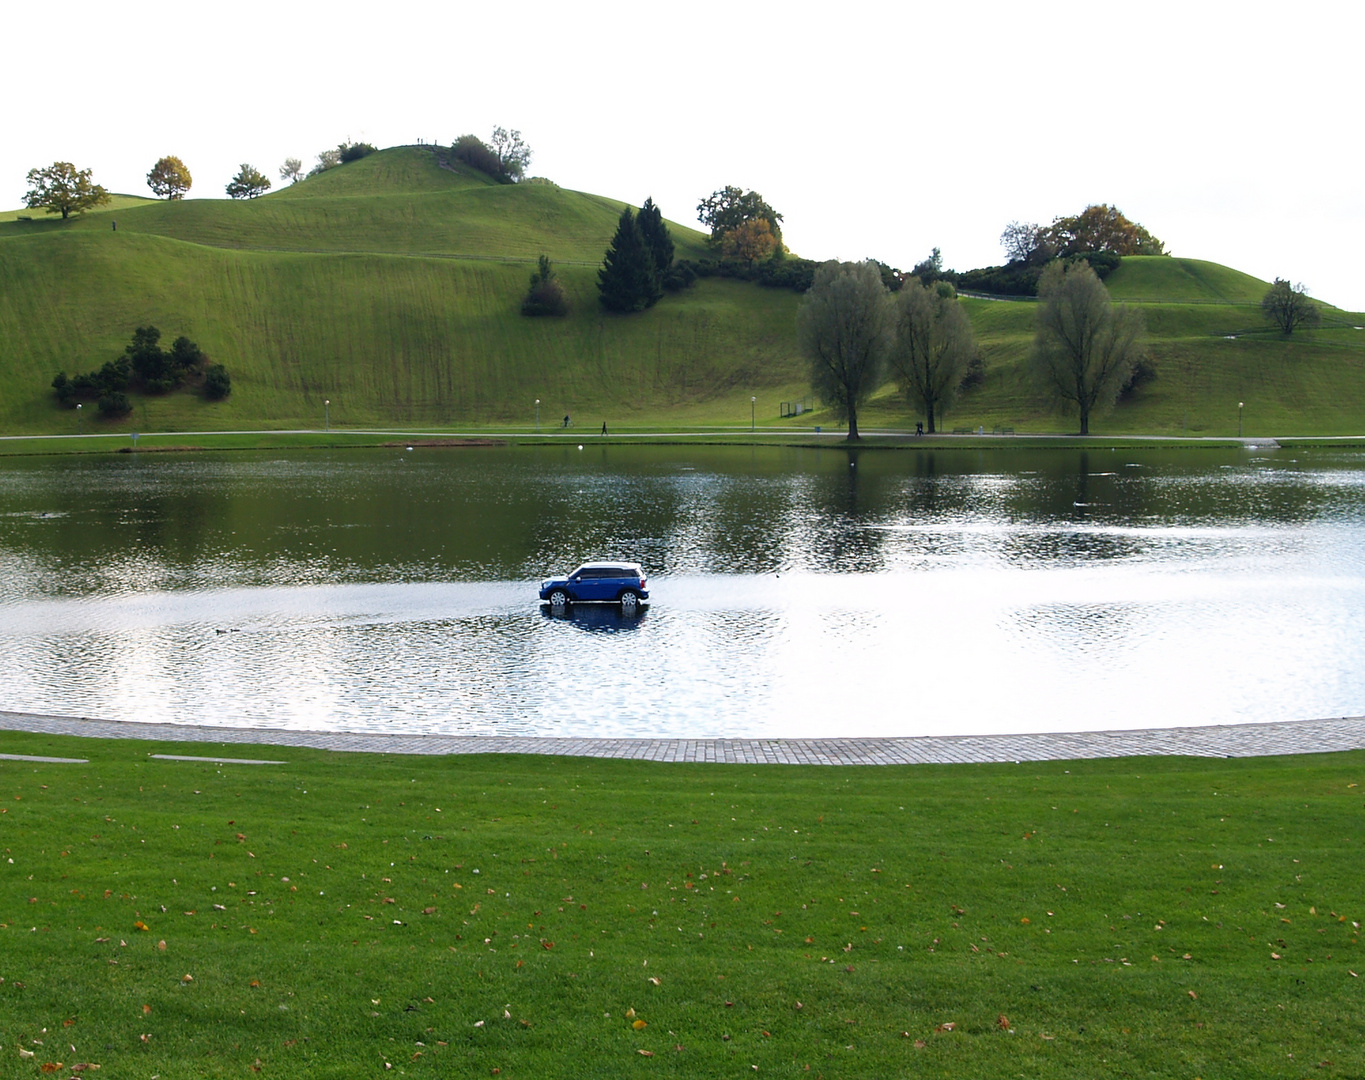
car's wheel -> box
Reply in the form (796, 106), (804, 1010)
(548, 589), (570, 609)
(619, 590), (640, 612)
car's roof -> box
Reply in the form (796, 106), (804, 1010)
(575, 561), (643, 570)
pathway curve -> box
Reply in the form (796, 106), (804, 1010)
(2, 710), (1363, 765)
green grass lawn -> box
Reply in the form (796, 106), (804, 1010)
(1, 732), (1361, 1077)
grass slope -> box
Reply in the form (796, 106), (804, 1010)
(0, 733), (1362, 1078)
(2, 146), (1363, 437)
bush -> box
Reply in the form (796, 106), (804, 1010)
(522, 279), (568, 317)
(451, 135), (504, 180)
(97, 391), (131, 417)
(338, 141), (376, 164)
(662, 262), (697, 292)
(204, 364), (232, 400)
(1118, 357), (1157, 401)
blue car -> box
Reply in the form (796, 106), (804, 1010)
(540, 562), (649, 611)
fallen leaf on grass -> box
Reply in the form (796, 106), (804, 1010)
(181, 974), (193, 983)
(935, 1022), (955, 1033)
(633, 1020), (648, 1030)
(142, 1004), (151, 1015)
(249, 980), (260, 988)
(997, 1014), (1010, 1029)
(69, 1065), (99, 1073)
(1188, 990), (1198, 999)
(914, 1039), (926, 1048)
(18, 1049), (34, 1059)
(647, 977), (661, 986)
(134, 921), (149, 932)
(637, 1050), (653, 1056)
(39, 1063), (62, 1073)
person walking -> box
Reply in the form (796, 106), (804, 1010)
(600, 421), (608, 436)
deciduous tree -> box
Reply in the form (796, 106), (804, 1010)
(719, 218), (779, 266)
(225, 164), (271, 199)
(522, 255), (569, 317)
(1260, 278), (1321, 335)
(887, 279), (977, 433)
(697, 186), (783, 245)
(1030, 260), (1144, 435)
(489, 127), (532, 182)
(797, 261), (893, 440)
(1046, 204), (1165, 257)
(147, 155), (192, 199)
(279, 158), (304, 185)
(597, 208), (661, 313)
(1000, 220), (1053, 265)
(23, 162), (110, 219)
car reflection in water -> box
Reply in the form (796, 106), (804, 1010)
(540, 602), (648, 633)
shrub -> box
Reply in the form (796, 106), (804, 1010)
(450, 135), (503, 179)
(524, 176), (559, 187)
(522, 255), (569, 317)
(662, 262), (697, 292)
(1118, 357), (1157, 401)
(98, 391), (131, 417)
(203, 364), (232, 400)
(338, 141), (377, 164)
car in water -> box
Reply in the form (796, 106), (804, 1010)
(539, 562), (649, 611)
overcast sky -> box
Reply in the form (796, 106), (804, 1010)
(6, 0), (1362, 309)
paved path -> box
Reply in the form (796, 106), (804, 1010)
(2, 710), (1363, 765)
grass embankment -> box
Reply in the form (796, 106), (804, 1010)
(3, 145), (1364, 437)
(1, 732), (1362, 1077)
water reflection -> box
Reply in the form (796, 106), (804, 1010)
(1, 446), (1364, 737)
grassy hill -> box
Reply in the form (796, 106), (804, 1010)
(2, 146), (1363, 437)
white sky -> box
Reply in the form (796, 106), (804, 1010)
(5, 0), (1362, 309)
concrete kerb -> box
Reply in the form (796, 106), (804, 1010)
(2, 710), (1364, 766)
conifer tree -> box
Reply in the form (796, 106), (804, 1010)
(636, 197), (674, 276)
(597, 207), (661, 312)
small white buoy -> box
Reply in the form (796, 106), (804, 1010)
(578, 444), (583, 450)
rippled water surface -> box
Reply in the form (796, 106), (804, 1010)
(2, 444), (1363, 737)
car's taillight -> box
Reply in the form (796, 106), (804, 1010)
(639, 577), (647, 589)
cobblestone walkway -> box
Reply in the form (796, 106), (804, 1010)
(3, 710), (1363, 765)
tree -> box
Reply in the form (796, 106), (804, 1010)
(597, 208), (661, 312)
(338, 140), (376, 163)
(797, 261), (894, 440)
(697, 186), (783, 245)
(308, 149), (341, 177)
(204, 364), (231, 400)
(1000, 221), (1053, 265)
(910, 247), (944, 282)
(280, 158), (304, 185)
(636, 197), (674, 275)
(225, 164), (271, 199)
(522, 255), (568, 317)
(887, 278), (977, 433)
(1261, 278), (1321, 335)
(1046, 204), (1165, 257)
(23, 162), (110, 219)
(719, 219), (779, 266)
(146, 155), (192, 200)
(1030, 260), (1145, 435)
(489, 127), (532, 182)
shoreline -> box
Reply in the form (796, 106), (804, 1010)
(3, 709), (1363, 765)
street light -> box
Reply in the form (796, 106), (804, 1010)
(1238, 401), (1244, 438)
(536, 398), (541, 433)
(76, 402), (82, 435)
(751, 396), (756, 433)
(324, 399), (330, 433)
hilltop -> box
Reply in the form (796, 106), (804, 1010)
(2, 145), (1363, 437)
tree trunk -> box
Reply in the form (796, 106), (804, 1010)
(1079, 409), (1090, 436)
(847, 401), (860, 441)
(926, 403), (936, 434)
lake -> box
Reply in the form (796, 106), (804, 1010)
(1, 443), (1363, 739)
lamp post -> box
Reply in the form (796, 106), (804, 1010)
(751, 396), (756, 433)
(76, 402), (82, 435)
(324, 399), (330, 433)
(1238, 401), (1244, 438)
(535, 399), (541, 433)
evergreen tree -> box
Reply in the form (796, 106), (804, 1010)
(636, 197), (674, 276)
(597, 207), (661, 312)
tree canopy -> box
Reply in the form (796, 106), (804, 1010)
(279, 158), (304, 185)
(147, 155), (192, 200)
(797, 261), (893, 440)
(697, 186), (783, 246)
(1030, 260), (1145, 435)
(23, 162), (110, 219)
(887, 279), (977, 434)
(1046, 205), (1164, 257)
(1261, 278), (1321, 336)
(489, 127), (532, 182)
(225, 164), (271, 199)
(597, 207), (661, 313)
